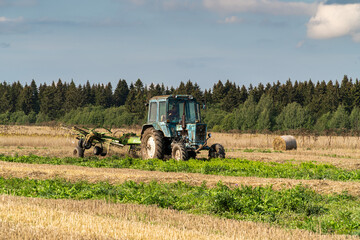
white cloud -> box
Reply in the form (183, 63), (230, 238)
(202, 0), (318, 16)
(352, 32), (360, 42)
(307, 3), (360, 41)
(218, 16), (243, 24)
(0, 16), (23, 23)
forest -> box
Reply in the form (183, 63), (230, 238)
(0, 75), (360, 134)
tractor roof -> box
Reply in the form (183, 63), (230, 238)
(149, 95), (195, 101)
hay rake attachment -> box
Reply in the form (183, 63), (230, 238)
(71, 126), (141, 157)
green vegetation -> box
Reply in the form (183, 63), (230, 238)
(243, 148), (273, 153)
(2, 154), (360, 181)
(0, 176), (359, 235)
(2, 76), (360, 134)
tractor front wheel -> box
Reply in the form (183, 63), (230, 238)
(208, 143), (225, 159)
(141, 128), (164, 159)
(171, 142), (188, 161)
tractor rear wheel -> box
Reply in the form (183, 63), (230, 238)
(208, 143), (225, 159)
(73, 146), (84, 158)
(171, 142), (188, 161)
(141, 128), (164, 159)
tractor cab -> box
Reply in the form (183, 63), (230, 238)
(141, 95), (225, 160)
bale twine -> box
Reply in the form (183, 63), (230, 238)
(273, 135), (297, 151)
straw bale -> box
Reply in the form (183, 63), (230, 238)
(273, 135), (297, 151)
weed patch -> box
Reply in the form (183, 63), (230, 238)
(1, 154), (360, 182)
(0, 177), (359, 235)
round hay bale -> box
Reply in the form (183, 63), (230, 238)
(273, 135), (297, 151)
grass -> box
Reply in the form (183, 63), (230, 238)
(2, 154), (360, 182)
(322, 154), (353, 159)
(1, 195), (344, 240)
(0, 176), (360, 235)
(243, 148), (274, 153)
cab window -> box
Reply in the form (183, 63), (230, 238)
(159, 101), (166, 122)
(149, 102), (157, 122)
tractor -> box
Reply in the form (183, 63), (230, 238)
(140, 95), (225, 160)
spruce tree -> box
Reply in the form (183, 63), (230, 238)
(64, 80), (82, 111)
(18, 84), (33, 114)
(30, 80), (40, 113)
(113, 79), (129, 107)
(212, 80), (225, 104)
(104, 83), (113, 108)
(83, 80), (95, 106)
(0, 83), (11, 113)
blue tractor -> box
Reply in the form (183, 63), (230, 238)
(140, 95), (225, 160)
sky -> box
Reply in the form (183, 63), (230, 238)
(0, 0), (360, 89)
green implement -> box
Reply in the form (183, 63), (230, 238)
(71, 126), (140, 157)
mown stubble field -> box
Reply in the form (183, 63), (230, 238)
(1, 125), (360, 239)
(2, 125), (360, 169)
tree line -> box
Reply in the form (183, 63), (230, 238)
(0, 75), (359, 133)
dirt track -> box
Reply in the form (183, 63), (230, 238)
(0, 161), (359, 196)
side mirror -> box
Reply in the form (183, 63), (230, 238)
(208, 133), (211, 138)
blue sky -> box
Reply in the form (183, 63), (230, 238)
(0, 0), (360, 89)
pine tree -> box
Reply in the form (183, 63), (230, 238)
(83, 80), (95, 106)
(18, 84), (33, 114)
(340, 75), (353, 112)
(53, 79), (66, 116)
(30, 80), (40, 113)
(308, 81), (327, 118)
(221, 85), (239, 112)
(104, 83), (113, 108)
(125, 79), (146, 118)
(64, 80), (82, 111)
(39, 83), (57, 119)
(176, 81), (186, 94)
(147, 83), (159, 100)
(190, 83), (203, 101)
(125, 83), (136, 113)
(94, 84), (106, 107)
(353, 79), (360, 108)
(0, 82), (11, 113)
(113, 79), (129, 107)
(293, 81), (305, 105)
(324, 80), (339, 113)
(304, 80), (314, 106)
(212, 80), (225, 104)
(239, 85), (248, 104)
(203, 89), (212, 105)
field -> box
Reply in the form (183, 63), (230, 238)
(1, 125), (360, 239)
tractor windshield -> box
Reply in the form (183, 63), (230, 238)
(168, 99), (200, 123)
